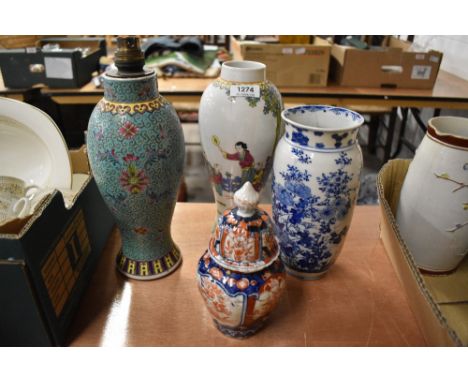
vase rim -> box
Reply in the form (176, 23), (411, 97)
(282, 105), (364, 132)
(428, 116), (468, 142)
(221, 60), (266, 82)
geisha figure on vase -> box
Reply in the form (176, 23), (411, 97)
(218, 141), (256, 185)
(208, 137), (272, 218)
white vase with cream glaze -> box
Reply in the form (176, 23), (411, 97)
(396, 116), (468, 272)
(199, 60), (282, 219)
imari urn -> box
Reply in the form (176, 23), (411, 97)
(272, 105), (364, 280)
(197, 182), (286, 338)
(87, 37), (185, 280)
(199, 60), (282, 219)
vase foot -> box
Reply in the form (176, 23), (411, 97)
(116, 246), (182, 280)
(214, 319), (265, 339)
(418, 266), (458, 275)
(284, 265), (328, 280)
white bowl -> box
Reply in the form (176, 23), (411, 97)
(0, 97), (72, 190)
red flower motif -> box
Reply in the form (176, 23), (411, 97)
(119, 121), (139, 139)
(120, 166), (149, 194)
(134, 227), (148, 235)
(123, 153), (139, 163)
(138, 86), (151, 98)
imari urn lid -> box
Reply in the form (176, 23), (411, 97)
(208, 182), (279, 273)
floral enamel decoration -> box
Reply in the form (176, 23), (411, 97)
(134, 227), (148, 235)
(119, 121), (139, 139)
(119, 154), (149, 194)
(86, 36), (185, 280)
(119, 166), (149, 194)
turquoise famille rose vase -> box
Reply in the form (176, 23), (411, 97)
(87, 37), (185, 280)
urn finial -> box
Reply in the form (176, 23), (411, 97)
(233, 181), (259, 217)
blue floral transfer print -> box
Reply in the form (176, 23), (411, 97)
(285, 122), (357, 151)
(272, 151), (356, 274)
(331, 132), (349, 148)
(291, 128), (309, 146)
(291, 147), (312, 164)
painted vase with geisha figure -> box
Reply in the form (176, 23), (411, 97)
(197, 182), (286, 338)
(86, 37), (185, 280)
(199, 60), (282, 219)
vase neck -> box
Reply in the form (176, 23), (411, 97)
(103, 72), (159, 103)
(220, 60), (266, 82)
(427, 116), (468, 150)
(284, 122), (359, 151)
(281, 105), (363, 151)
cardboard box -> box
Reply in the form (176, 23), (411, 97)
(231, 36), (330, 87)
(331, 37), (443, 89)
(0, 147), (114, 346)
(377, 159), (467, 346)
(0, 36), (44, 49)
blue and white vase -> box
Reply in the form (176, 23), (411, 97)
(199, 60), (282, 219)
(87, 37), (185, 280)
(197, 182), (286, 338)
(272, 105), (364, 279)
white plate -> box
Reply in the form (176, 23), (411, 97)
(0, 97), (72, 190)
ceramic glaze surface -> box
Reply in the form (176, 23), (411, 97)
(396, 116), (468, 272)
(272, 105), (364, 279)
(210, 206), (279, 273)
(87, 72), (185, 280)
(197, 182), (286, 338)
(197, 252), (285, 338)
(199, 61), (282, 218)
(0, 97), (72, 189)
(0, 176), (42, 223)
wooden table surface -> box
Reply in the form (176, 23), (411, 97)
(67, 204), (426, 346)
(31, 70), (468, 111)
(40, 69), (466, 98)
(3, 70), (468, 110)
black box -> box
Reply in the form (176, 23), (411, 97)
(0, 47), (45, 89)
(0, 149), (114, 346)
(0, 37), (106, 89)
